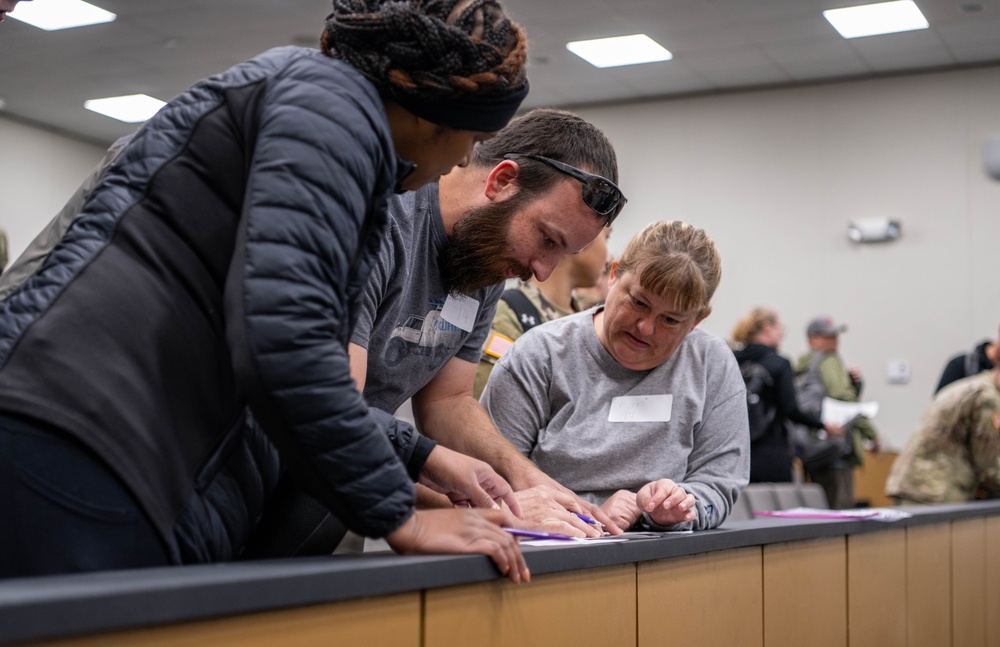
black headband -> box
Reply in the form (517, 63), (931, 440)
(395, 80), (529, 133)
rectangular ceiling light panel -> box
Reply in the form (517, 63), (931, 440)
(823, 0), (929, 39)
(8, 0), (115, 30)
(84, 94), (166, 123)
(567, 34), (673, 69)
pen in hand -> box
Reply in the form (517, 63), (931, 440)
(573, 512), (605, 528)
(503, 527), (575, 541)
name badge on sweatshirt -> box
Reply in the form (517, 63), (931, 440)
(441, 294), (480, 332)
(608, 395), (673, 423)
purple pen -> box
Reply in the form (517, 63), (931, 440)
(502, 527), (576, 541)
(573, 512), (605, 527)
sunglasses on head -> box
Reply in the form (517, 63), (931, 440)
(503, 153), (626, 227)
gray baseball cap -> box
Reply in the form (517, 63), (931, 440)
(806, 315), (847, 337)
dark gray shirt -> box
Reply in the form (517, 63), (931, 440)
(352, 185), (503, 413)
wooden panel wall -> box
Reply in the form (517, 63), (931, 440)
(424, 564), (636, 647)
(987, 516), (1000, 647)
(637, 547), (763, 647)
(763, 537), (847, 647)
(20, 515), (1000, 647)
(23, 592), (420, 647)
(906, 523), (952, 647)
(848, 530), (907, 646)
(952, 518), (987, 647)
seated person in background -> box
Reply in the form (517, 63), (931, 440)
(935, 323), (997, 394)
(473, 227), (611, 398)
(732, 308), (842, 483)
(886, 352), (1000, 504)
(481, 221), (750, 531)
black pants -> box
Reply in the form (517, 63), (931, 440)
(749, 437), (793, 483)
(0, 414), (170, 578)
(807, 465), (855, 509)
(241, 472), (348, 559)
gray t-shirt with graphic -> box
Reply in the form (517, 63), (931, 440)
(352, 184), (503, 413)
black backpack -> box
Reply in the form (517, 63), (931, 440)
(788, 352), (853, 471)
(739, 360), (776, 442)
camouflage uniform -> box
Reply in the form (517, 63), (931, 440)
(885, 371), (1000, 504)
(473, 280), (580, 398)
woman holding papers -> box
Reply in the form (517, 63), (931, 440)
(481, 221), (749, 531)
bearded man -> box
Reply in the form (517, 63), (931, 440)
(348, 108), (628, 537)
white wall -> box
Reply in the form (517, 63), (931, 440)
(0, 117), (106, 264)
(575, 65), (1000, 450)
(3, 66), (999, 451)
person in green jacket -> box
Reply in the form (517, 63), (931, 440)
(796, 316), (880, 508)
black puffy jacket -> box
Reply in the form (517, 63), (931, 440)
(0, 47), (427, 562)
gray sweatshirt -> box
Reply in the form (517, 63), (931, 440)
(481, 309), (750, 530)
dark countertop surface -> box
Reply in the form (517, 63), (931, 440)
(2, 500), (998, 645)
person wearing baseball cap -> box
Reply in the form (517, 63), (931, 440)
(795, 315), (880, 508)
(806, 316), (847, 338)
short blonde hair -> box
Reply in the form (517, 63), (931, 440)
(731, 307), (779, 345)
(616, 221), (721, 314)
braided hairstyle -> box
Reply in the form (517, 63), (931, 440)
(322, 0), (527, 104)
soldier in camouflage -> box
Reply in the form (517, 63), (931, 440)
(886, 360), (1000, 504)
(474, 228), (610, 398)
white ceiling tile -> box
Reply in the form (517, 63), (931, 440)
(847, 29), (957, 70)
(782, 58), (878, 81)
(764, 39), (866, 65)
(860, 47), (957, 72)
(679, 47), (790, 87)
(736, 15), (840, 45)
(936, 15), (1000, 43)
(705, 0), (828, 21)
(948, 39), (1000, 63)
(844, 27), (948, 53)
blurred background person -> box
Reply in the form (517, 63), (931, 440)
(935, 323), (997, 394)
(573, 253), (613, 310)
(887, 349), (1000, 504)
(731, 308), (842, 484)
(795, 316), (880, 508)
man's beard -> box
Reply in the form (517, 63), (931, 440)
(439, 197), (532, 295)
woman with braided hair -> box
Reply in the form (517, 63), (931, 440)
(0, 0), (530, 581)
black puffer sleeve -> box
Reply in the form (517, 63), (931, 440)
(225, 53), (417, 538)
(368, 408), (437, 481)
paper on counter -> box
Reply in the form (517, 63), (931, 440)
(753, 507), (912, 522)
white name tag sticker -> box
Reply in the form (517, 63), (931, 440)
(440, 294), (480, 332)
(608, 395), (673, 423)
